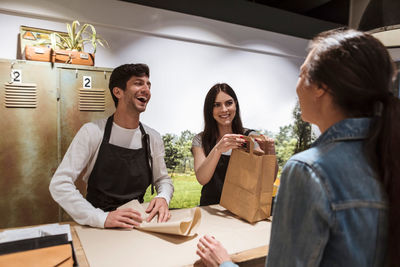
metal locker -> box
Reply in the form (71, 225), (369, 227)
(59, 65), (114, 159)
(0, 59), (59, 228)
(0, 59), (115, 227)
(58, 65), (114, 221)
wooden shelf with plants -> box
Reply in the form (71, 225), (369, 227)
(22, 21), (109, 66)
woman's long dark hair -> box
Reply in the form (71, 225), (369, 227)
(201, 83), (244, 155)
(306, 28), (400, 266)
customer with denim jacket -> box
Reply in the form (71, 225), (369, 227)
(196, 28), (400, 267)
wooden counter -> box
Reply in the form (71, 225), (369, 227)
(73, 205), (270, 267)
(2, 205), (269, 267)
(71, 222), (268, 267)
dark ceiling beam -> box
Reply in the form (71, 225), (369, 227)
(120, 0), (342, 39)
(255, 0), (332, 13)
(359, 0), (400, 31)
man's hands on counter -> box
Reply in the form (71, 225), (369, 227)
(104, 208), (143, 228)
(104, 197), (170, 228)
(146, 197), (170, 223)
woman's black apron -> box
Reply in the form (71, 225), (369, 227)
(199, 129), (253, 206)
(86, 115), (153, 211)
(199, 155), (230, 206)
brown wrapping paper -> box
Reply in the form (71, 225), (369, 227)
(75, 205), (271, 267)
(118, 200), (201, 236)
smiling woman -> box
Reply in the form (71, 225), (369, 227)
(212, 91), (237, 127)
(191, 83), (276, 206)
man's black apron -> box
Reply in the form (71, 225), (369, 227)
(199, 129), (253, 206)
(86, 115), (154, 212)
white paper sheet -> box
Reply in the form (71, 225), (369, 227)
(0, 223), (72, 243)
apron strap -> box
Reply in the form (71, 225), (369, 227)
(243, 128), (255, 136)
(139, 122), (155, 195)
(103, 115), (114, 143)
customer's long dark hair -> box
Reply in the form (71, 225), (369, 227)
(306, 28), (400, 266)
(201, 83), (244, 155)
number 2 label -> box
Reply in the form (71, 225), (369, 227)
(83, 76), (92, 89)
(11, 69), (22, 83)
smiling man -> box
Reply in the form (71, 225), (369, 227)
(49, 64), (174, 228)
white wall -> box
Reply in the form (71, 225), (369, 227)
(0, 0), (309, 135)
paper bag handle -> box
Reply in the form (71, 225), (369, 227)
(241, 135), (255, 155)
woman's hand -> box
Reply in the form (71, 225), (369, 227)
(214, 134), (246, 154)
(254, 135), (279, 180)
(254, 135), (276, 155)
(193, 133), (245, 186)
(196, 235), (232, 267)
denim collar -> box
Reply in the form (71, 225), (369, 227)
(312, 118), (371, 147)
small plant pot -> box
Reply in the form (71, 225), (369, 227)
(51, 49), (94, 66)
(24, 45), (52, 62)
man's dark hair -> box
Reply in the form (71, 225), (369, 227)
(108, 64), (150, 107)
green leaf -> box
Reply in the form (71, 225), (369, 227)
(66, 23), (72, 42)
(55, 33), (71, 49)
(54, 20), (108, 53)
(50, 33), (56, 50)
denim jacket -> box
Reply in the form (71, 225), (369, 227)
(266, 118), (388, 267)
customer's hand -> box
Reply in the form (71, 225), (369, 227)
(146, 197), (170, 222)
(104, 208), (143, 228)
(215, 134), (246, 154)
(197, 235), (231, 267)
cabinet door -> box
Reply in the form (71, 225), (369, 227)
(59, 68), (114, 202)
(0, 60), (58, 228)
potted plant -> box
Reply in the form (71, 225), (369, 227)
(50, 20), (109, 66)
(24, 20), (108, 66)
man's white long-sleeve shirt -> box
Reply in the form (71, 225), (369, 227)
(49, 118), (174, 228)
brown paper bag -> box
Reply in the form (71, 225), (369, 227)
(220, 135), (276, 223)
